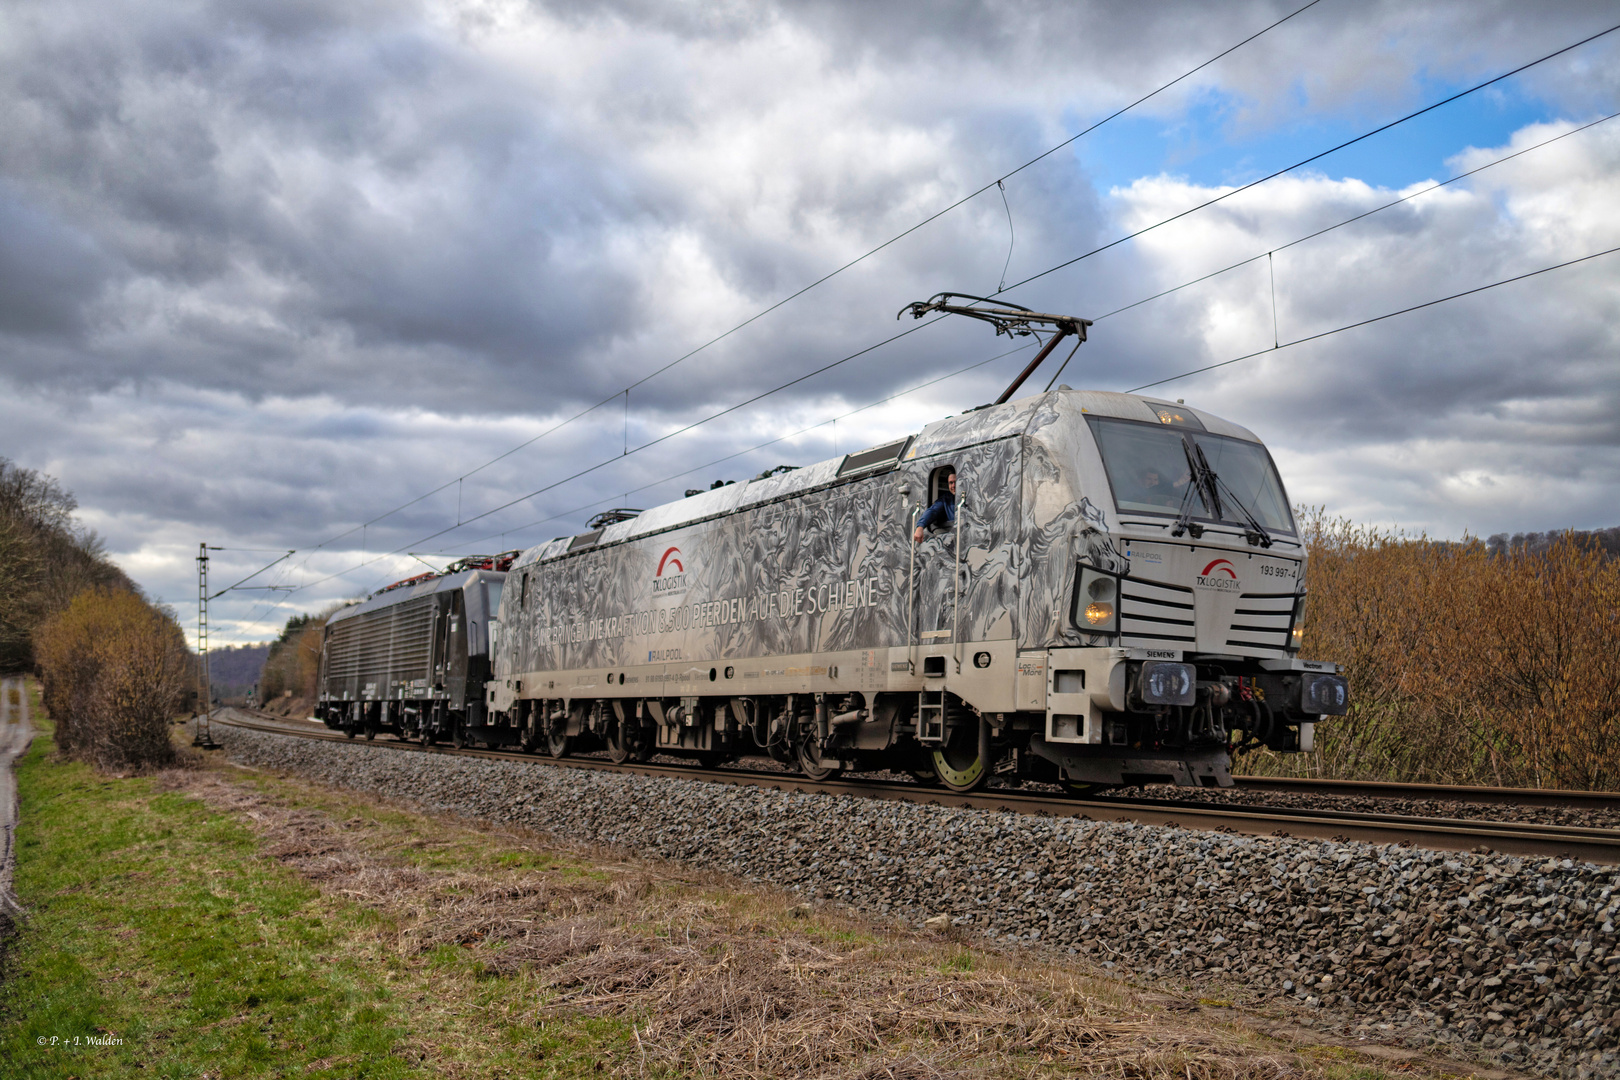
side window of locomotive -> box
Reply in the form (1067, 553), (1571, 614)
(917, 464), (957, 535)
(518, 573), (529, 610)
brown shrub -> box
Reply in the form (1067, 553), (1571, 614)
(1248, 512), (1620, 789)
(35, 587), (190, 770)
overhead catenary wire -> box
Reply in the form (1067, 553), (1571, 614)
(995, 20), (1620, 297)
(292, 0), (1327, 556)
(1126, 244), (1620, 394)
(284, 315), (952, 594)
(344, 344), (1038, 595)
(1091, 109), (1620, 324)
(426, 340), (1041, 556)
(208, 549), (295, 600)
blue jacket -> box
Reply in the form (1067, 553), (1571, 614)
(917, 494), (956, 533)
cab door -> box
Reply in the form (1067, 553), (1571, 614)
(432, 595), (451, 691)
(911, 463), (958, 645)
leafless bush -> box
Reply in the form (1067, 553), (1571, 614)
(35, 587), (190, 770)
(1245, 512), (1620, 789)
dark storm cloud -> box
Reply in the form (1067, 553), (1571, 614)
(0, 184), (115, 335)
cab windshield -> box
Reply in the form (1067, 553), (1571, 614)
(1086, 416), (1295, 534)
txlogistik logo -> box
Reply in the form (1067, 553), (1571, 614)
(652, 546), (687, 595)
(1195, 557), (1242, 592)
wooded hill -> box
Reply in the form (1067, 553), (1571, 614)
(0, 457), (138, 673)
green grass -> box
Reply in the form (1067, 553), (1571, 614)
(0, 719), (637, 1078)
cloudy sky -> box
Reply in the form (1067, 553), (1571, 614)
(2, 0), (1617, 645)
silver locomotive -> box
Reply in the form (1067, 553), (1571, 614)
(486, 310), (1347, 791)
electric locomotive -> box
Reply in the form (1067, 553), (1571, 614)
(315, 553), (518, 745)
(484, 297), (1348, 791)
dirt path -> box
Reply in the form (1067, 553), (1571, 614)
(0, 675), (33, 924)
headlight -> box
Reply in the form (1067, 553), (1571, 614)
(1289, 593), (1306, 650)
(1074, 567), (1119, 633)
(1301, 672), (1348, 716)
(1138, 661), (1196, 706)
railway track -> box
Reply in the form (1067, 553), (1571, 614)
(211, 710), (1620, 865)
(1233, 773), (1620, 811)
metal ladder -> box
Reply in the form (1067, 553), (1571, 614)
(917, 689), (945, 743)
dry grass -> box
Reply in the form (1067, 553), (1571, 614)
(157, 766), (1475, 1080)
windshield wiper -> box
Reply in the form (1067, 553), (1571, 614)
(1190, 442), (1225, 522)
(1195, 443), (1274, 549)
(1169, 438), (1208, 539)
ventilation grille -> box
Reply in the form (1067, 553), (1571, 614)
(1119, 578), (1196, 647)
(325, 596), (436, 689)
(1227, 591), (1294, 651)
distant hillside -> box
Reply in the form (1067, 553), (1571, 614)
(208, 642), (270, 700)
(1485, 526), (1620, 558)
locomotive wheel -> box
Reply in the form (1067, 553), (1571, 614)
(346, 727), (357, 740)
(906, 748), (940, 786)
(364, 724), (376, 741)
(546, 726), (573, 758)
(931, 726), (988, 793)
(605, 720), (631, 764)
(451, 723), (467, 750)
(795, 730), (841, 782)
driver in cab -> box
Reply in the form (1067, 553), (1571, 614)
(1136, 465), (1190, 508)
(913, 469), (956, 542)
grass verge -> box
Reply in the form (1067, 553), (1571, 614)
(0, 705), (1491, 1078)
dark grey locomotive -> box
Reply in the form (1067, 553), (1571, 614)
(316, 553), (517, 745)
(487, 385), (1349, 791)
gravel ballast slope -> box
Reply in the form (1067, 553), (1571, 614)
(218, 726), (1620, 1079)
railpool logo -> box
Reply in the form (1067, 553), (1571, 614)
(1195, 558), (1241, 592)
(653, 546), (687, 595)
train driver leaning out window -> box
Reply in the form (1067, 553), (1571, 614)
(913, 467), (956, 542)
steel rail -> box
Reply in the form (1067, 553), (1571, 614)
(212, 711), (1620, 865)
(1234, 774), (1620, 811)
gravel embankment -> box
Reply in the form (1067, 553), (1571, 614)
(219, 725), (1620, 1079)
